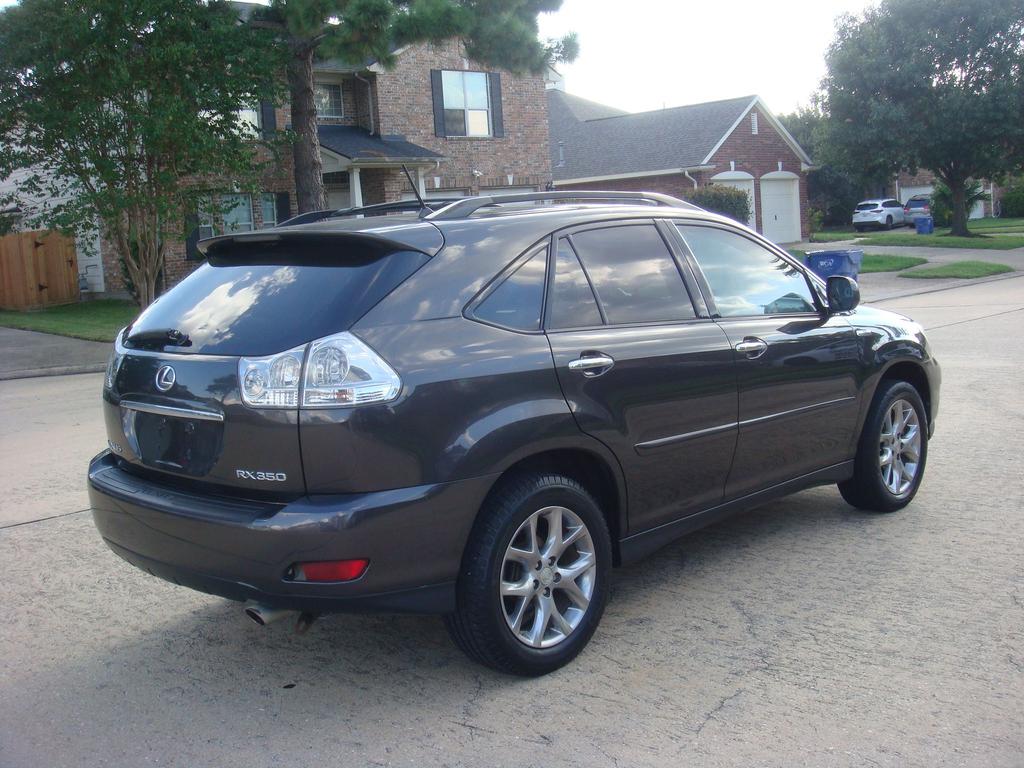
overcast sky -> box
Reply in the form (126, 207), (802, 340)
(0, 0), (873, 115)
(538, 0), (873, 115)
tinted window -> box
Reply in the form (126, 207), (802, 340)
(855, 202), (878, 211)
(677, 225), (816, 317)
(473, 247), (547, 331)
(126, 244), (429, 356)
(907, 199), (929, 209)
(570, 225), (695, 324)
(548, 238), (602, 329)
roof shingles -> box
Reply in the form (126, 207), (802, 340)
(548, 91), (755, 182)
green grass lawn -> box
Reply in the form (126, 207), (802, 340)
(810, 218), (1024, 242)
(898, 261), (1014, 280)
(859, 254), (928, 272)
(809, 231), (858, 243)
(856, 232), (1024, 250)
(0, 299), (138, 342)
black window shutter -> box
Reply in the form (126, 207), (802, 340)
(259, 101), (277, 138)
(275, 192), (291, 224)
(430, 70), (446, 137)
(488, 73), (504, 138)
(184, 211), (200, 260)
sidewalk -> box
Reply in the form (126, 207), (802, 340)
(0, 327), (110, 381)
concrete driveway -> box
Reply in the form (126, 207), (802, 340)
(1, 279), (1022, 767)
(0, 326), (110, 380)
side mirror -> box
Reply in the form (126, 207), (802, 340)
(826, 275), (860, 314)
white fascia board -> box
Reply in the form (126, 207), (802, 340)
(552, 166), (713, 186)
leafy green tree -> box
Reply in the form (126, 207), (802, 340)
(0, 0), (284, 306)
(779, 104), (878, 226)
(930, 180), (989, 228)
(822, 0), (1024, 236)
(250, 0), (578, 213)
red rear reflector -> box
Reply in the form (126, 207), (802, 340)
(295, 559), (369, 582)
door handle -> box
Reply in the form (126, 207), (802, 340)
(568, 354), (615, 376)
(735, 338), (768, 358)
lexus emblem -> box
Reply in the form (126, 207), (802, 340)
(155, 365), (176, 392)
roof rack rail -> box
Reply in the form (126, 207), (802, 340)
(278, 198), (464, 227)
(426, 191), (701, 221)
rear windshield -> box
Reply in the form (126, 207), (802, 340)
(855, 203), (878, 211)
(125, 241), (428, 356)
(907, 199), (929, 208)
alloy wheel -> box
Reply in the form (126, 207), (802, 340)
(500, 505), (597, 649)
(878, 398), (921, 497)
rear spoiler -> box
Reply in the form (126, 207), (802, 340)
(197, 223), (445, 259)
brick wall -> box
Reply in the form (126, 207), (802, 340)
(373, 40), (551, 195)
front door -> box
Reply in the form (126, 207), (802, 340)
(544, 223), (738, 534)
(673, 223), (862, 499)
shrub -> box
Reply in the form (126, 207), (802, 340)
(999, 181), (1024, 218)
(686, 185), (751, 225)
(930, 180), (990, 227)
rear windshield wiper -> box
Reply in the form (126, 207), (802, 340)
(125, 327), (192, 349)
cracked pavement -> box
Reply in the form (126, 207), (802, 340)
(1, 277), (1022, 767)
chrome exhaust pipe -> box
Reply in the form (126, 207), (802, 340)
(244, 602), (294, 627)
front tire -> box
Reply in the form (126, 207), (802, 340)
(444, 473), (612, 676)
(839, 380), (928, 512)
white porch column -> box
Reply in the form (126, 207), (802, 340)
(416, 168), (426, 198)
(350, 167), (363, 208)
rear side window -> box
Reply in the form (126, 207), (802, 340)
(548, 238), (602, 329)
(472, 246), (547, 331)
(125, 240), (429, 356)
(677, 225), (816, 317)
(569, 224), (696, 325)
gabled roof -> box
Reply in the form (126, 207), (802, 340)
(548, 91), (812, 183)
(317, 125), (443, 163)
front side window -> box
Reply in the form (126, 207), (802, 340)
(442, 71), (490, 137)
(314, 83), (344, 118)
(569, 224), (696, 325)
(677, 225), (816, 317)
(473, 247), (547, 331)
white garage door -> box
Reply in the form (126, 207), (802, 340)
(710, 172), (755, 228)
(759, 172), (801, 244)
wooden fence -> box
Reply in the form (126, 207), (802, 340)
(0, 230), (79, 310)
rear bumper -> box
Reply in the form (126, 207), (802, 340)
(88, 452), (495, 614)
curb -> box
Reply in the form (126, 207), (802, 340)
(0, 363), (106, 382)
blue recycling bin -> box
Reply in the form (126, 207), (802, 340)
(915, 216), (934, 235)
(805, 249), (863, 281)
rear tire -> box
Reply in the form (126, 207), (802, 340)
(885, 215), (894, 229)
(839, 380), (928, 512)
(444, 472), (612, 676)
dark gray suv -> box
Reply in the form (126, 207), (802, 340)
(88, 192), (940, 675)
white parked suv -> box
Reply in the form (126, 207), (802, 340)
(853, 199), (906, 231)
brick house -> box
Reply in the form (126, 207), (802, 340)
(548, 90), (814, 243)
(97, 38), (551, 295)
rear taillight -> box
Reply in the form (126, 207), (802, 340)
(238, 332), (401, 409)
